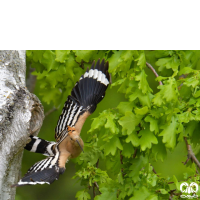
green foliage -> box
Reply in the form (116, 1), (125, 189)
(25, 50), (200, 199)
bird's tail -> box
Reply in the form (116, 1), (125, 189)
(25, 136), (56, 156)
(71, 58), (110, 114)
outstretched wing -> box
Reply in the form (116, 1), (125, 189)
(55, 59), (110, 142)
(12, 147), (68, 187)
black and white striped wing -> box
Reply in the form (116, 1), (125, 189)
(13, 152), (61, 186)
(55, 59), (110, 142)
(55, 97), (84, 143)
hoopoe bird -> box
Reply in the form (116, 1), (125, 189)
(13, 59), (110, 186)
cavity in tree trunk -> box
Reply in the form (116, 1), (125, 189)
(0, 50), (44, 200)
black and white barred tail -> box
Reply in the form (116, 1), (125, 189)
(25, 136), (56, 156)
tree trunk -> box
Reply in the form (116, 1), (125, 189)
(0, 51), (44, 200)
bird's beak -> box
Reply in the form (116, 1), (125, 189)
(76, 140), (84, 153)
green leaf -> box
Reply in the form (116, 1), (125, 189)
(119, 111), (143, 135)
(135, 70), (152, 94)
(126, 131), (140, 146)
(89, 113), (107, 132)
(28, 50), (45, 63)
(146, 194), (158, 200)
(45, 65), (67, 88)
(135, 51), (146, 70)
(117, 101), (135, 115)
(78, 145), (103, 165)
(75, 189), (91, 200)
(146, 173), (157, 187)
(184, 77), (199, 88)
(152, 137), (167, 161)
(105, 153), (121, 175)
(55, 50), (71, 63)
(178, 111), (195, 123)
(145, 116), (159, 134)
(95, 180), (118, 200)
(173, 175), (181, 191)
(42, 50), (60, 71)
(121, 142), (136, 158)
(156, 54), (180, 72)
(117, 171), (124, 185)
(129, 156), (148, 182)
(105, 115), (118, 134)
(139, 128), (158, 151)
(40, 87), (61, 106)
(104, 136), (123, 156)
(130, 186), (150, 200)
(185, 121), (198, 136)
(152, 78), (179, 105)
(73, 50), (98, 63)
(129, 89), (151, 108)
(159, 189), (168, 194)
(193, 89), (200, 98)
(108, 50), (135, 77)
(179, 66), (194, 75)
(162, 78), (179, 102)
(134, 106), (149, 115)
(190, 123), (200, 146)
(159, 117), (178, 149)
(107, 51), (123, 75)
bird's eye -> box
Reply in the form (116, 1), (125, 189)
(70, 138), (72, 141)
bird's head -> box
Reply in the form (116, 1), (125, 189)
(69, 134), (84, 152)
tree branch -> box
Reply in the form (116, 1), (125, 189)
(146, 62), (163, 85)
(45, 107), (57, 117)
(92, 159), (101, 196)
(184, 137), (200, 169)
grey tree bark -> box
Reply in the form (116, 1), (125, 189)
(0, 51), (44, 200)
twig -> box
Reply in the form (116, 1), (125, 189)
(152, 166), (159, 177)
(169, 195), (173, 200)
(93, 159), (102, 195)
(45, 107), (57, 117)
(93, 183), (96, 198)
(94, 182), (100, 189)
(184, 137), (200, 169)
(120, 151), (123, 164)
(133, 149), (137, 158)
(94, 182), (101, 195)
(96, 159), (99, 168)
(74, 59), (92, 69)
(146, 62), (163, 85)
(120, 151), (125, 178)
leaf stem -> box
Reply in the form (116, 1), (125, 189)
(146, 62), (163, 85)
